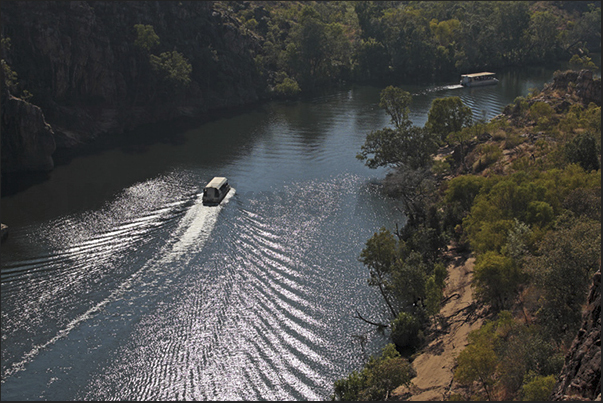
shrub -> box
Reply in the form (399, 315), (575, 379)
(525, 200), (554, 228)
(526, 219), (601, 344)
(274, 77), (301, 98)
(332, 344), (415, 401)
(473, 251), (524, 310)
(521, 374), (556, 401)
(390, 311), (422, 350)
(454, 334), (497, 400)
(564, 132), (600, 172)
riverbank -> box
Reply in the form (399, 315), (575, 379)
(390, 248), (487, 401)
(392, 68), (601, 401)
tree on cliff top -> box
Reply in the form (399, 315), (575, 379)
(134, 24), (160, 52)
(149, 51), (192, 87)
(357, 86), (439, 170)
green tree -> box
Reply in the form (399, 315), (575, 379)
(354, 37), (389, 81)
(454, 333), (498, 401)
(357, 87), (438, 170)
(473, 251), (524, 310)
(521, 374), (556, 401)
(390, 311), (422, 350)
(426, 96), (473, 143)
(527, 11), (561, 62)
(444, 175), (487, 215)
(379, 85), (412, 131)
(492, 1), (531, 64)
(564, 132), (601, 172)
(332, 343), (414, 401)
(526, 218), (601, 344)
(424, 262), (447, 316)
(391, 251), (429, 308)
(149, 50), (192, 86)
(362, 343), (415, 400)
(134, 24), (160, 52)
(446, 126), (474, 170)
(359, 227), (400, 318)
(502, 219), (533, 264)
(357, 125), (439, 170)
(569, 54), (599, 71)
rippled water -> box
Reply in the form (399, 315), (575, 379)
(1, 65), (570, 400)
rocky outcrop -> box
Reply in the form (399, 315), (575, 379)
(548, 69), (602, 106)
(1, 88), (56, 173)
(550, 269), (601, 401)
(1, 1), (266, 172)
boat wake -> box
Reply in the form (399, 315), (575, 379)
(413, 83), (464, 95)
(164, 188), (235, 263)
(1, 187), (235, 383)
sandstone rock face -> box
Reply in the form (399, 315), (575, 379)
(1, 1), (265, 172)
(549, 69), (602, 106)
(1, 89), (56, 173)
(550, 269), (601, 401)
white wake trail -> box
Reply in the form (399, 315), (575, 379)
(1, 188), (235, 382)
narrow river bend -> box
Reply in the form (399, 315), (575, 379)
(1, 65), (568, 400)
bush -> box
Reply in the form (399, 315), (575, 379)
(454, 334), (497, 400)
(564, 132), (600, 172)
(525, 200), (554, 228)
(526, 218), (601, 344)
(331, 344), (415, 401)
(473, 251), (524, 310)
(390, 311), (422, 350)
(521, 374), (556, 401)
(444, 175), (487, 213)
(424, 263), (447, 316)
(274, 76), (301, 98)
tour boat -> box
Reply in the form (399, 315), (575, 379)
(202, 177), (230, 205)
(460, 72), (499, 87)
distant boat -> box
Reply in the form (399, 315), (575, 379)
(460, 72), (499, 87)
(202, 177), (230, 206)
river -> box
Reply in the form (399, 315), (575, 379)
(0, 62), (579, 400)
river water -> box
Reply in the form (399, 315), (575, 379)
(0, 63), (575, 400)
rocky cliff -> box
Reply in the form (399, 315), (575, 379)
(548, 69), (602, 107)
(1, 1), (266, 172)
(550, 269), (601, 401)
(1, 87), (56, 173)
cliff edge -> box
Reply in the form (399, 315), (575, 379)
(550, 269), (601, 401)
(1, 1), (265, 173)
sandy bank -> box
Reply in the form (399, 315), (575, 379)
(391, 250), (487, 401)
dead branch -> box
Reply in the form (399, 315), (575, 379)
(354, 309), (389, 328)
(441, 292), (461, 304)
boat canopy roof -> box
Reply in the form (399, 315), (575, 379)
(461, 72), (496, 78)
(205, 177), (228, 189)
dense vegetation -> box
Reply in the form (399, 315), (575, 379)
(332, 69), (600, 400)
(222, 0), (600, 95)
(1, 1), (600, 136)
(2, 1), (599, 118)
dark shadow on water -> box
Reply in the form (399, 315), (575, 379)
(1, 171), (51, 198)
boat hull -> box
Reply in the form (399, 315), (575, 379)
(461, 78), (499, 87)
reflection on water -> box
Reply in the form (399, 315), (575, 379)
(1, 62), (576, 400)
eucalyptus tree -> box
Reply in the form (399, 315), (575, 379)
(426, 96), (473, 143)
